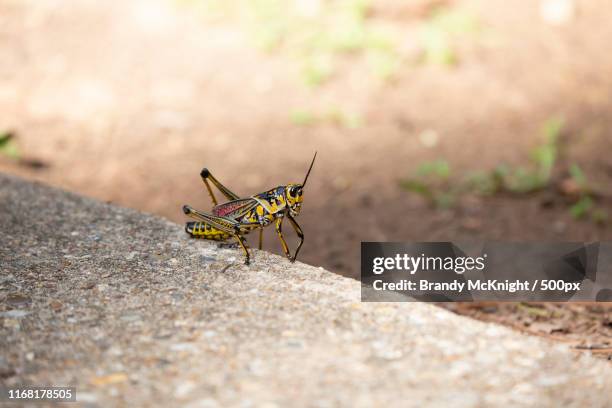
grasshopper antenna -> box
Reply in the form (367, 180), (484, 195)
(302, 152), (317, 187)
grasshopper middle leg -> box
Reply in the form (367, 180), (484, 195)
(275, 217), (291, 260)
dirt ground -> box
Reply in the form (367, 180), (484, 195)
(1, 0), (611, 359)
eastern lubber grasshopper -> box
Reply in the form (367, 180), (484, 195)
(182, 153), (317, 265)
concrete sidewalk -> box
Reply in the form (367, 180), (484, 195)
(1, 173), (610, 407)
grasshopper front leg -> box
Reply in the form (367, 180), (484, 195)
(275, 215), (305, 263)
(286, 214), (304, 263)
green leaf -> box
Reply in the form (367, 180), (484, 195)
(301, 54), (334, 87)
(415, 160), (450, 179)
(464, 171), (498, 195)
(399, 179), (432, 198)
(505, 167), (545, 193)
(290, 110), (316, 126)
(0, 131), (12, 146)
(542, 116), (564, 142)
(0, 131), (19, 159)
(570, 196), (593, 219)
(569, 163), (588, 189)
(434, 192), (455, 209)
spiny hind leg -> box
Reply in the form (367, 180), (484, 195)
(185, 220), (251, 264)
(184, 221), (231, 241)
(200, 168), (241, 206)
(183, 205), (251, 264)
(185, 222), (250, 264)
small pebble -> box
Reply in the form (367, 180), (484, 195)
(120, 313), (142, 322)
(49, 300), (63, 312)
(81, 281), (96, 289)
(0, 310), (30, 318)
(170, 343), (197, 352)
(5, 293), (31, 308)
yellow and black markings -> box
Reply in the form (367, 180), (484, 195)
(182, 153), (316, 265)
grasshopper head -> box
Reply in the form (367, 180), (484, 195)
(285, 184), (303, 217)
(285, 152), (316, 217)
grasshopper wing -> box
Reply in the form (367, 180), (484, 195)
(212, 198), (259, 219)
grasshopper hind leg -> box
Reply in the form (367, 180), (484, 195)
(183, 205), (252, 265)
(200, 168), (241, 206)
(185, 221), (250, 264)
(185, 221), (231, 241)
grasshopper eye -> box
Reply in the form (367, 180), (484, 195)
(289, 186), (303, 197)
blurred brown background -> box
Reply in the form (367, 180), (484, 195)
(2, 0), (612, 278)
